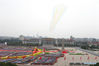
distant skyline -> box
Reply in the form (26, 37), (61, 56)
(0, 0), (99, 38)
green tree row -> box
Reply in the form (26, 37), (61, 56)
(0, 62), (17, 66)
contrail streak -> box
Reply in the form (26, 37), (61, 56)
(50, 5), (65, 31)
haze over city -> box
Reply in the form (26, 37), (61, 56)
(0, 0), (99, 38)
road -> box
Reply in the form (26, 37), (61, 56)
(76, 47), (99, 57)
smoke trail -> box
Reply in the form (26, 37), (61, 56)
(50, 5), (65, 31)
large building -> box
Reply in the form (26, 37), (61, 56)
(56, 38), (75, 46)
(19, 35), (75, 47)
(41, 38), (55, 47)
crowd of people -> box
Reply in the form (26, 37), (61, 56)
(0, 46), (63, 65)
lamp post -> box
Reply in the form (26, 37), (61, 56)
(62, 38), (64, 51)
(56, 39), (58, 48)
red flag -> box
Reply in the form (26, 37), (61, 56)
(87, 56), (90, 60)
(43, 48), (45, 52)
(48, 57), (50, 60)
(32, 56), (33, 59)
(39, 57), (42, 60)
(62, 51), (67, 54)
(32, 48), (34, 50)
(56, 57), (58, 60)
(95, 56), (97, 60)
(72, 57), (74, 60)
(64, 56), (66, 60)
(22, 56), (26, 59)
(80, 57), (82, 60)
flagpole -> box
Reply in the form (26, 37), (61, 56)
(72, 56), (74, 66)
(87, 55), (90, 65)
(65, 56), (66, 66)
(64, 56), (66, 66)
(95, 56), (97, 64)
(80, 56), (82, 66)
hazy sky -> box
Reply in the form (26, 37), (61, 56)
(0, 0), (99, 38)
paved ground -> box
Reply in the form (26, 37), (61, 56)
(54, 49), (99, 66)
(17, 47), (99, 66)
(76, 47), (99, 56)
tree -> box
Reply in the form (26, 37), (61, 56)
(94, 63), (99, 66)
(0, 62), (17, 66)
(90, 63), (99, 66)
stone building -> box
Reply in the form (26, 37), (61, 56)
(41, 38), (55, 47)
